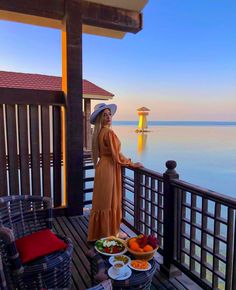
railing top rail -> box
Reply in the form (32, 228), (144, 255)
(123, 166), (163, 180)
(171, 178), (236, 208)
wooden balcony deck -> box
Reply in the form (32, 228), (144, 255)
(53, 215), (202, 290)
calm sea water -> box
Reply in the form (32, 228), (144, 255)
(112, 121), (236, 198)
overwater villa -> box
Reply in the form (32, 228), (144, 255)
(0, 1), (234, 290)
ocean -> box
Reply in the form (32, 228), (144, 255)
(112, 121), (236, 198)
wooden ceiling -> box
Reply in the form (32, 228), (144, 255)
(0, 0), (148, 38)
(86, 0), (148, 12)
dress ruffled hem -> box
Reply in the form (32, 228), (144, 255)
(87, 208), (121, 242)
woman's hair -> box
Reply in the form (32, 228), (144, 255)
(92, 111), (104, 165)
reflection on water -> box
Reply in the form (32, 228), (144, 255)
(115, 125), (236, 197)
(137, 132), (148, 155)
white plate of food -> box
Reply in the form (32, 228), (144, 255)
(95, 236), (127, 256)
(109, 254), (131, 265)
(128, 260), (151, 271)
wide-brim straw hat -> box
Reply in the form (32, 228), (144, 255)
(90, 103), (117, 125)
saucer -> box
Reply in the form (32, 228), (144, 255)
(108, 266), (132, 280)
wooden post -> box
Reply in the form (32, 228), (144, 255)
(84, 98), (91, 150)
(62, 0), (83, 216)
(160, 160), (179, 277)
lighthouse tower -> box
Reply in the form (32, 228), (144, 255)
(136, 107), (150, 132)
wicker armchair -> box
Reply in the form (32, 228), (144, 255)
(0, 195), (73, 290)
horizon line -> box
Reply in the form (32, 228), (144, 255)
(113, 120), (236, 123)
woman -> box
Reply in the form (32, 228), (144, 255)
(87, 103), (143, 241)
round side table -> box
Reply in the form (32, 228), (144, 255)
(88, 250), (156, 290)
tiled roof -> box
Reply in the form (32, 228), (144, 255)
(83, 79), (114, 97)
(0, 71), (114, 98)
(137, 106), (150, 111)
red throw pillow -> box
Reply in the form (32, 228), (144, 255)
(15, 229), (67, 264)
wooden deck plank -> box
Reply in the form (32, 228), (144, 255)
(53, 215), (199, 290)
(61, 216), (91, 269)
(53, 217), (88, 290)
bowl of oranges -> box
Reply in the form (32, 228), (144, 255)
(126, 234), (159, 261)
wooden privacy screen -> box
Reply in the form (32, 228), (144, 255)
(0, 88), (65, 207)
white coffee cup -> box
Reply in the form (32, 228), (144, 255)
(112, 261), (125, 276)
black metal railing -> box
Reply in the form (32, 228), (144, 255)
(171, 178), (236, 290)
(83, 154), (94, 207)
(121, 166), (164, 251)
(121, 161), (236, 290)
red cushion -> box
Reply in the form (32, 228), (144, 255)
(15, 229), (67, 264)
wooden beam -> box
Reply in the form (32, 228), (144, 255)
(0, 0), (64, 20)
(62, 0), (83, 216)
(82, 1), (143, 33)
(0, 105), (8, 196)
(0, 0), (142, 34)
(84, 99), (92, 150)
(0, 88), (65, 105)
(0, 10), (63, 29)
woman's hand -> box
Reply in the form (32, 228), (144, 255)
(132, 162), (144, 168)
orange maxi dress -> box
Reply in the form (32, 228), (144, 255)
(87, 126), (133, 241)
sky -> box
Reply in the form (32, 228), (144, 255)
(0, 0), (235, 121)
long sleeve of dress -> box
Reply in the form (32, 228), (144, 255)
(107, 129), (134, 166)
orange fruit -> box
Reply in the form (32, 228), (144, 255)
(130, 241), (140, 251)
(128, 238), (137, 247)
(143, 244), (154, 252)
(131, 260), (148, 269)
(136, 247), (144, 252)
